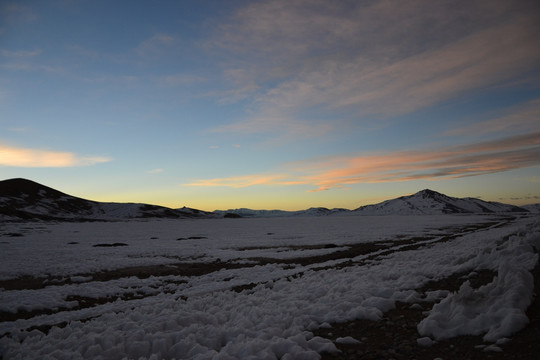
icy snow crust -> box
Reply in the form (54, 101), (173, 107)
(0, 214), (539, 359)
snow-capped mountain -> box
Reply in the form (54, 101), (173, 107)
(213, 207), (349, 218)
(214, 190), (530, 218)
(0, 178), (213, 221)
(354, 189), (529, 215)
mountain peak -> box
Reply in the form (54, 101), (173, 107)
(413, 189), (444, 198)
(409, 189), (454, 202)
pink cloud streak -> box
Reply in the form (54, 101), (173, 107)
(186, 132), (540, 191)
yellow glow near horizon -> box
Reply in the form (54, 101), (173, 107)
(76, 174), (540, 213)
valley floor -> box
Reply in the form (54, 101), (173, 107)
(0, 214), (539, 359)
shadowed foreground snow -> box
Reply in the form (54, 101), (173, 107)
(0, 214), (539, 359)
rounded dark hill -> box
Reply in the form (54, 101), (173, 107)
(0, 178), (95, 219)
(0, 178), (215, 221)
(0, 178), (77, 200)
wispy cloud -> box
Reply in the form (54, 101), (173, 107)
(187, 174), (301, 188)
(212, 112), (333, 140)
(210, 0), (540, 138)
(1, 62), (65, 73)
(0, 144), (111, 167)
(186, 132), (540, 191)
(0, 49), (41, 57)
(136, 34), (176, 59)
(505, 196), (540, 201)
(7, 126), (30, 133)
(154, 73), (205, 88)
(1, 3), (37, 24)
(208, 84), (259, 105)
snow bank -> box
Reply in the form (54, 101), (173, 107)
(335, 336), (362, 345)
(418, 226), (540, 342)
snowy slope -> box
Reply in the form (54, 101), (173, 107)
(354, 189), (528, 215)
(0, 178), (213, 221)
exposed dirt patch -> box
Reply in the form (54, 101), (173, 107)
(0, 261), (258, 292)
(87, 261), (253, 284)
(2, 232), (23, 237)
(315, 261), (539, 360)
(0, 291), (153, 324)
(92, 242), (128, 247)
(176, 236), (208, 240)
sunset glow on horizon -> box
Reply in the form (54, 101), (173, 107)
(1, 0), (539, 211)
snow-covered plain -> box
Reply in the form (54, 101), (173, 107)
(0, 214), (539, 359)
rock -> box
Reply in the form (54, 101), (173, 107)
(417, 337), (434, 347)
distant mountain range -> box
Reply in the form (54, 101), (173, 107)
(0, 178), (536, 221)
(213, 207), (350, 218)
(217, 189), (532, 217)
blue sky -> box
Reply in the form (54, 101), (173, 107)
(1, 0), (539, 211)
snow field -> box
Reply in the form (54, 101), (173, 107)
(0, 214), (538, 359)
(0, 215), (494, 280)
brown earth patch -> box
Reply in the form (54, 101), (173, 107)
(315, 260), (539, 360)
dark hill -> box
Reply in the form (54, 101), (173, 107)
(0, 178), (213, 221)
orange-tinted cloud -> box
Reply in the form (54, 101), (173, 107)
(0, 144), (111, 167)
(186, 174), (297, 188)
(186, 132), (540, 191)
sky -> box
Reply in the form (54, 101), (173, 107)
(1, 0), (540, 211)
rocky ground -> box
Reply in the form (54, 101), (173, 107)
(315, 262), (540, 360)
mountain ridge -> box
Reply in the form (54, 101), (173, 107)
(215, 189), (533, 217)
(213, 207), (350, 218)
(0, 179), (535, 221)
